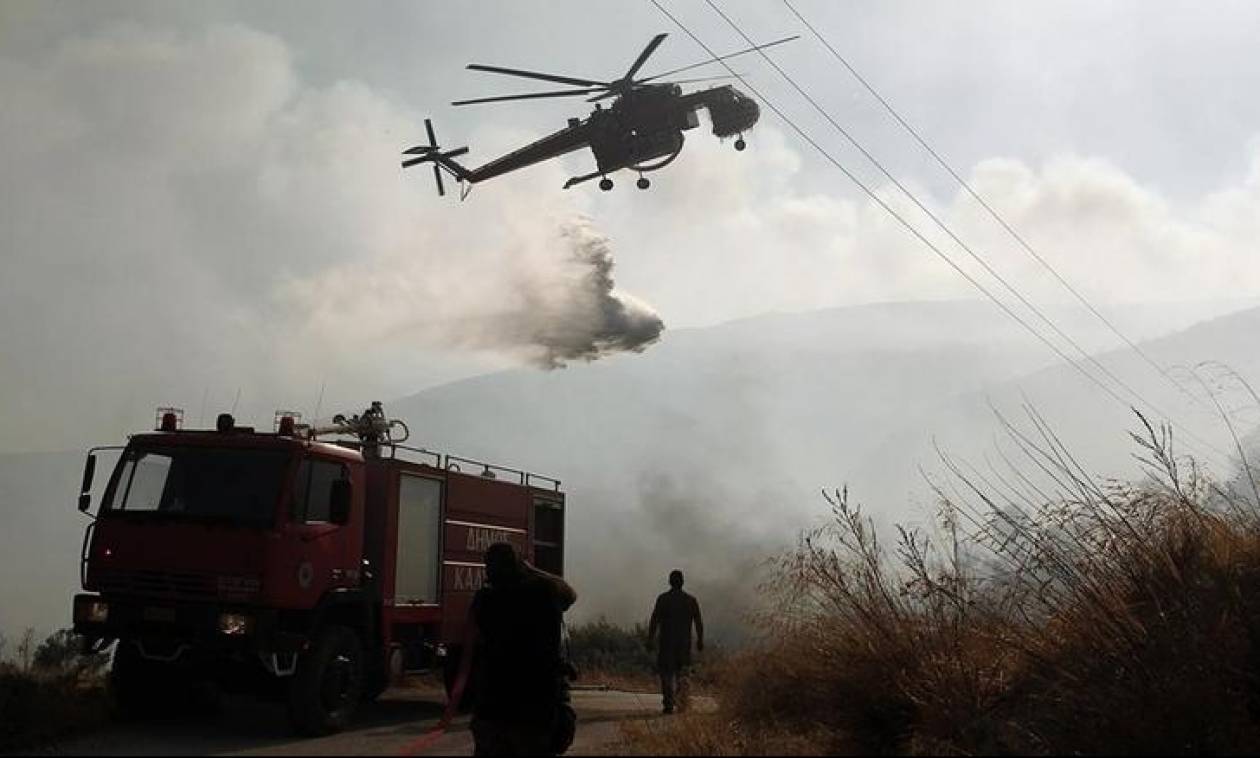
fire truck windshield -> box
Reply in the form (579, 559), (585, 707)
(101, 446), (290, 526)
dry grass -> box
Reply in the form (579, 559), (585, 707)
(0, 628), (112, 751)
(566, 618), (725, 695)
(623, 408), (1260, 755)
(618, 711), (833, 756)
(575, 667), (659, 693)
(0, 663), (110, 751)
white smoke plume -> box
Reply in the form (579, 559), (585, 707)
(278, 215), (664, 371)
(0, 21), (664, 450)
(488, 220), (664, 369)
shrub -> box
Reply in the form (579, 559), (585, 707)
(34, 628), (111, 677)
(626, 411), (1260, 755)
(568, 618), (655, 677)
(567, 617), (729, 693)
(0, 629), (111, 751)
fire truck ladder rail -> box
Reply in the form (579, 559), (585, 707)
(444, 454), (562, 491)
(381, 444), (561, 491)
(386, 443), (444, 469)
(525, 472), (563, 491)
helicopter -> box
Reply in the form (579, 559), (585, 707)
(402, 32), (797, 197)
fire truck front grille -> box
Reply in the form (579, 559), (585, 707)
(94, 568), (217, 599)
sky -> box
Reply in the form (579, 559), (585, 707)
(3, 0), (1260, 453)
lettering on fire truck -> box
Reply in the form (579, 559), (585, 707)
(450, 562), (485, 591)
(465, 525), (519, 553)
(443, 521), (528, 593)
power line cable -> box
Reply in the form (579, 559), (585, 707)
(703, 0), (1204, 451)
(780, 0), (1210, 414)
(704, 0), (1233, 464)
(647, 0), (1232, 468)
(646, 1), (1114, 400)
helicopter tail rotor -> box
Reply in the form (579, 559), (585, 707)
(402, 118), (470, 197)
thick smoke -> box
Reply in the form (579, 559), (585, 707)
(0, 21), (665, 451)
(486, 220), (664, 369)
(285, 214), (665, 372)
(567, 472), (802, 645)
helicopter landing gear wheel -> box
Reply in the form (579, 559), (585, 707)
(734, 136), (746, 151)
(636, 176), (650, 190)
(599, 177), (614, 191)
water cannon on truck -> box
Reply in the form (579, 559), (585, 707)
(72, 402), (566, 734)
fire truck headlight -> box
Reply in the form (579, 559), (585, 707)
(217, 613), (253, 636)
(75, 598), (110, 624)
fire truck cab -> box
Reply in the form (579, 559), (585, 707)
(72, 403), (565, 734)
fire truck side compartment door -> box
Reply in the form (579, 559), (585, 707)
(532, 498), (565, 576)
(394, 475), (442, 606)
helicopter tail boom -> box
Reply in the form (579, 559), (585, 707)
(401, 119), (471, 196)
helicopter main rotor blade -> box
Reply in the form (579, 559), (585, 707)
(586, 72), (742, 101)
(640, 34), (799, 83)
(433, 164), (445, 197)
(466, 63), (607, 89)
(665, 73), (744, 85)
(585, 72), (741, 101)
(622, 33), (668, 83)
(452, 87), (607, 106)
(425, 118), (438, 148)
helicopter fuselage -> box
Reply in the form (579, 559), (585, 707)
(432, 84), (760, 190)
(587, 83), (758, 174)
(403, 31), (794, 194)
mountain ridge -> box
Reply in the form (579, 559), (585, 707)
(3, 298), (1258, 637)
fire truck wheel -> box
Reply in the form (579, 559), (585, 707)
(109, 641), (190, 719)
(288, 625), (365, 735)
(361, 647), (392, 703)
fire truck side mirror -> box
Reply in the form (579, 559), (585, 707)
(329, 479), (352, 525)
(78, 454), (97, 512)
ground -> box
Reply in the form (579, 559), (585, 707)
(35, 683), (711, 756)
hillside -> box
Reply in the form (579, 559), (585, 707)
(3, 298), (1257, 639)
(388, 299), (1260, 628)
(862, 305), (1260, 524)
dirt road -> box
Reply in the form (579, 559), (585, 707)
(44, 685), (689, 756)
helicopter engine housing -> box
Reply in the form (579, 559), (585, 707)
(706, 88), (760, 138)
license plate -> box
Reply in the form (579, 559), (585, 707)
(143, 606), (177, 623)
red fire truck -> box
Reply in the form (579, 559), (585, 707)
(71, 402), (566, 734)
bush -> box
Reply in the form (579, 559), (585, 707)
(568, 617), (728, 693)
(34, 628), (110, 677)
(568, 619), (655, 677)
(619, 711), (833, 756)
(0, 629), (111, 751)
(625, 412), (1260, 755)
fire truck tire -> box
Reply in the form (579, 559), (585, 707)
(287, 625), (364, 735)
(361, 678), (388, 703)
(109, 641), (190, 719)
(361, 648), (391, 703)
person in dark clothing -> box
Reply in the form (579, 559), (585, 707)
(468, 542), (577, 756)
(646, 569), (704, 714)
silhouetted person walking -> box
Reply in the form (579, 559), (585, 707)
(467, 542), (577, 756)
(647, 569), (704, 714)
